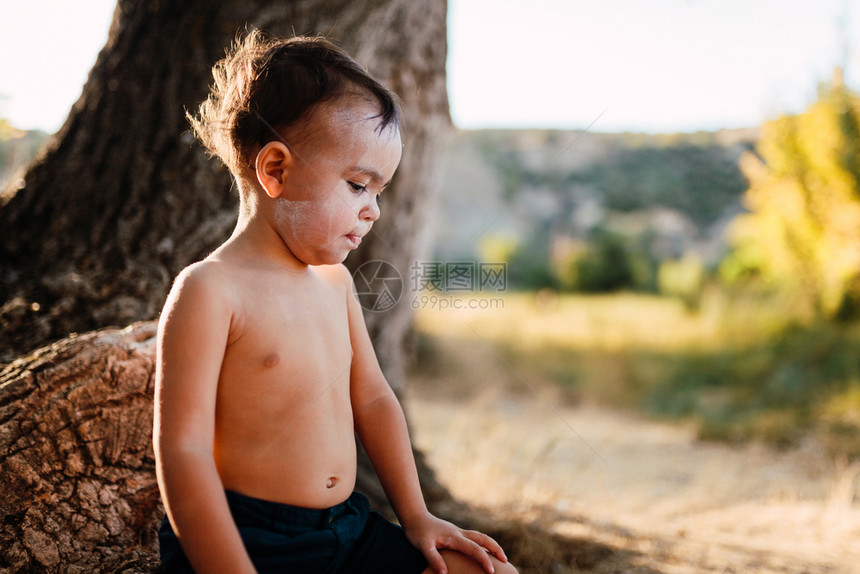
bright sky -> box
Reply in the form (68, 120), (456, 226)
(1, 0), (858, 134)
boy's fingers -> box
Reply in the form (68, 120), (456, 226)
(450, 537), (495, 574)
(424, 546), (448, 574)
(464, 530), (508, 562)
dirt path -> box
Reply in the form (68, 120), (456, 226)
(406, 337), (860, 573)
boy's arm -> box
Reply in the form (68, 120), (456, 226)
(343, 267), (507, 574)
(154, 266), (256, 574)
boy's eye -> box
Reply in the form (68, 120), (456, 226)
(348, 182), (367, 193)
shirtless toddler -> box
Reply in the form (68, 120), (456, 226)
(153, 31), (516, 574)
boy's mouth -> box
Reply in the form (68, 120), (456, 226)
(346, 234), (362, 247)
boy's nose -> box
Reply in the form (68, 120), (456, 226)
(361, 197), (380, 222)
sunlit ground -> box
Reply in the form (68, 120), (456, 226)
(406, 291), (860, 573)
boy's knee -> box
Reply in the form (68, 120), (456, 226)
(429, 550), (518, 574)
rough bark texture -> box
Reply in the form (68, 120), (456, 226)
(0, 0), (452, 395)
(0, 324), (162, 573)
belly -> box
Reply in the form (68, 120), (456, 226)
(213, 376), (358, 508)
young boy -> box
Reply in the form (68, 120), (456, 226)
(153, 31), (516, 574)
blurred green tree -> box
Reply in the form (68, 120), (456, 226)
(723, 70), (860, 319)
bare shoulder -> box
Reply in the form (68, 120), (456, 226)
(160, 258), (242, 336)
(175, 257), (235, 285)
(166, 259), (236, 306)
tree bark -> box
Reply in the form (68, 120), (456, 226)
(0, 323), (162, 573)
(0, 0), (451, 571)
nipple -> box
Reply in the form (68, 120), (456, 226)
(326, 477), (337, 489)
(263, 353), (280, 368)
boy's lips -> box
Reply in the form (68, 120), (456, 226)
(346, 233), (363, 247)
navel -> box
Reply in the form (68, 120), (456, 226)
(326, 476), (337, 489)
(262, 353), (280, 369)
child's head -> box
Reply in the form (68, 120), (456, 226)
(188, 30), (402, 184)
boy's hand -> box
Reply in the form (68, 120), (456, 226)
(403, 512), (508, 574)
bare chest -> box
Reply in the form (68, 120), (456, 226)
(217, 276), (353, 411)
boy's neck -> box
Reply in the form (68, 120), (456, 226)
(226, 192), (310, 272)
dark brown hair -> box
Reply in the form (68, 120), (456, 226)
(188, 30), (402, 176)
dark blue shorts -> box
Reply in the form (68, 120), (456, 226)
(159, 490), (428, 574)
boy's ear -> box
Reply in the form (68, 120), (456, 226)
(254, 141), (293, 198)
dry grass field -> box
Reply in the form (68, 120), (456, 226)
(406, 293), (860, 573)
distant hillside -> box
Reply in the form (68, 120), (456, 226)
(432, 128), (757, 273)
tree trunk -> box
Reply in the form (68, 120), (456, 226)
(0, 0), (451, 571)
